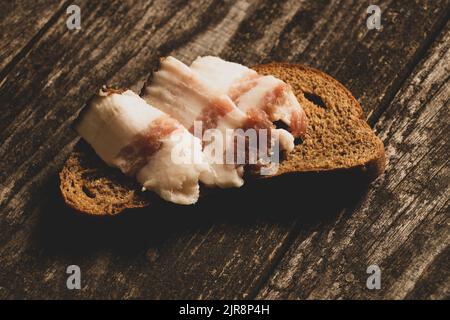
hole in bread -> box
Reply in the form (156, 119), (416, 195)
(294, 137), (303, 145)
(273, 120), (303, 146)
(82, 185), (96, 198)
(273, 120), (289, 131)
(304, 92), (326, 108)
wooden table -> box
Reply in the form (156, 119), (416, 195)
(0, 0), (448, 299)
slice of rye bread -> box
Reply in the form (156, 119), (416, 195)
(59, 63), (385, 215)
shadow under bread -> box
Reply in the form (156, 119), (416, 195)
(35, 168), (371, 258)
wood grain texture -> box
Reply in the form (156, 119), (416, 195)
(0, 0), (449, 299)
(0, 0), (67, 74)
(257, 22), (450, 300)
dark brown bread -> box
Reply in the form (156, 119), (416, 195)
(59, 64), (385, 215)
(253, 63), (385, 179)
(59, 140), (151, 215)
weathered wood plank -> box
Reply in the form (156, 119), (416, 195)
(0, 0), (449, 299)
(405, 246), (450, 299)
(257, 22), (450, 300)
(0, 0), (67, 74)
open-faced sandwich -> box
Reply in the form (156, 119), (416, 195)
(60, 57), (385, 215)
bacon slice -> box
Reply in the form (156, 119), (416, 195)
(144, 57), (294, 187)
(75, 88), (210, 205)
(190, 56), (308, 137)
(144, 57), (251, 188)
(144, 56), (246, 133)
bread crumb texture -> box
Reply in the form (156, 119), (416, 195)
(59, 141), (149, 215)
